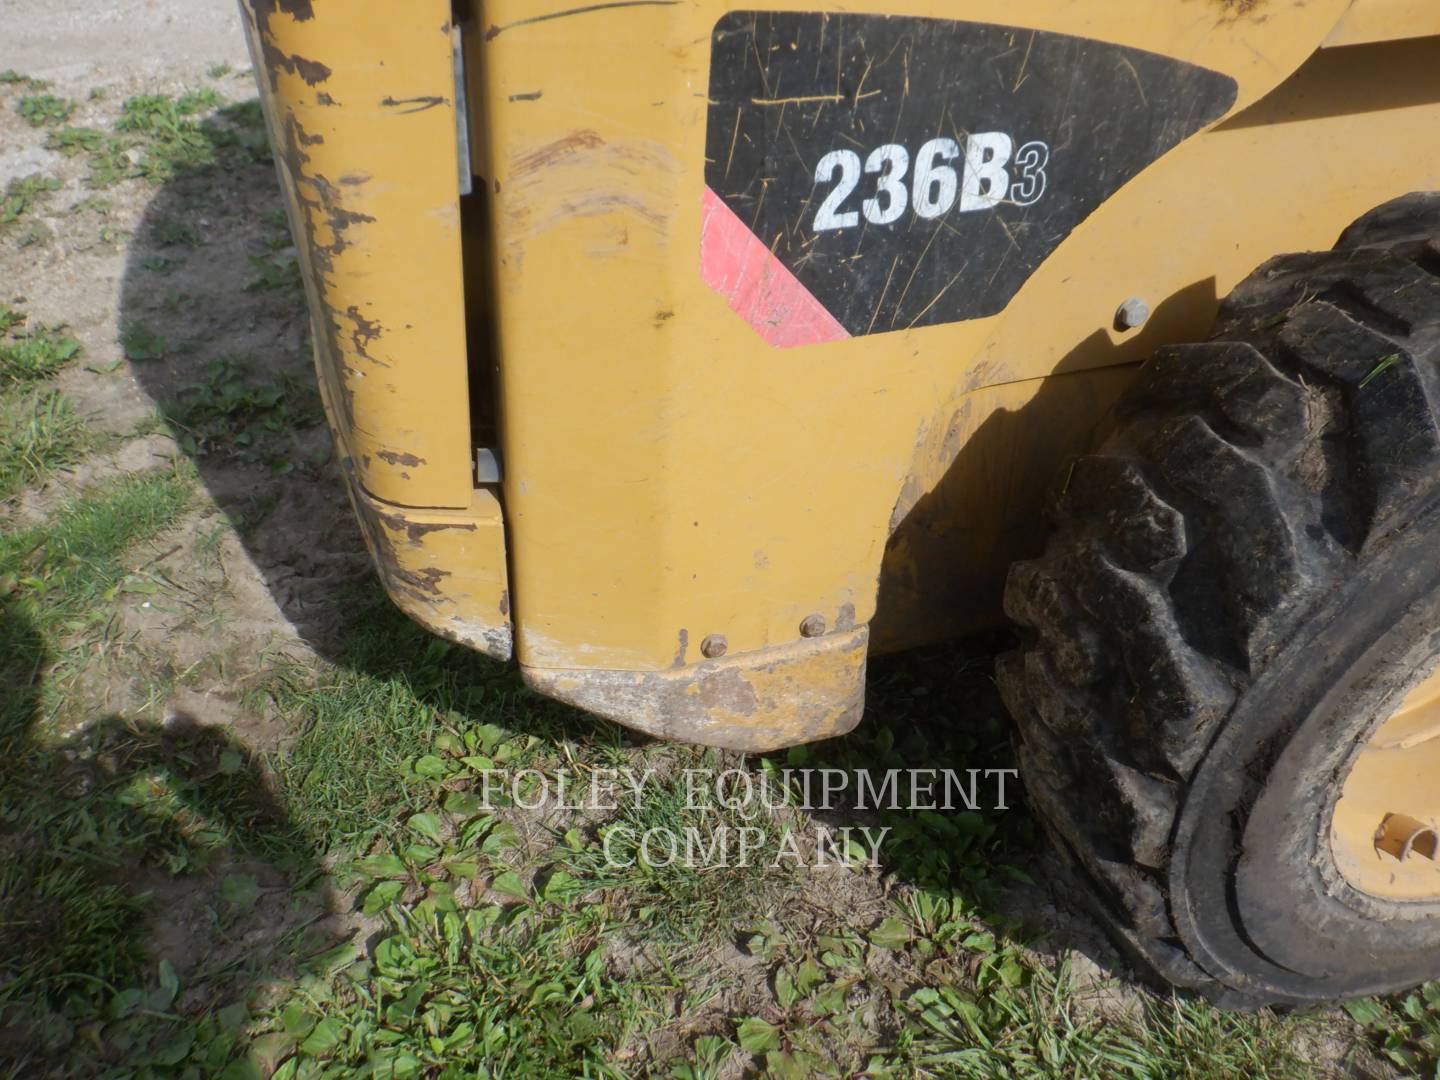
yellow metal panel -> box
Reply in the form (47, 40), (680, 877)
(1325, 0), (1440, 46)
(349, 484), (513, 660)
(239, 0), (473, 509)
(475, 0), (1355, 676)
(525, 627), (868, 751)
(290, 222), (513, 658)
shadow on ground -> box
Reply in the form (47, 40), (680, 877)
(119, 98), (371, 667)
(0, 591), (329, 1071)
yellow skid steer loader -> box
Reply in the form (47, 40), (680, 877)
(238, 0), (1440, 1006)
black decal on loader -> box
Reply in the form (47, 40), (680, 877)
(702, 13), (1237, 339)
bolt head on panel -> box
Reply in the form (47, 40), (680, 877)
(700, 633), (728, 658)
(1114, 297), (1150, 330)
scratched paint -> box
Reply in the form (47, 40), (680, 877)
(246, 0), (328, 90)
(349, 478), (514, 661)
(238, 0), (475, 509)
(702, 12), (1237, 339)
(523, 627), (870, 750)
(484, 0), (683, 40)
(504, 130), (678, 266)
(699, 186), (849, 348)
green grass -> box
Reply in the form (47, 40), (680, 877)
(1, 174), (60, 227)
(114, 90), (224, 177)
(228, 600), (681, 1076)
(70, 194), (111, 216)
(266, 897), (644, 1077)
(1359, 352), (1402, 390)
(87, 90), (269, 187)
(244, 253), (302, 294)
(58, 593), (662, 1076)
(17, 93), (73, 127)
(0, 388), (89, 499)
(266, 595), (575, 847)
(44, 123), (104, 156)
(882, 957), (1318, 1079)
(0, 70), (48, 91)
(0, 471), (199, 1035)
(66, 91), (270, 189)
(1347, 983), (1440, 1076)
(0, 468), (194, 637)
(0, 543), (1415, 1076)
(0, 318), (81, 383)
(118, 319), (170, 361)
(162, 356), (322, 466)
(154, 215), (203, 246)
(245, 615), (1329, 1078)
(558, 762), (802, 942)
(0, 310), (88, 499)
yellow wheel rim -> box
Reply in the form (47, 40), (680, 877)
(1331, 664), (1440, 901)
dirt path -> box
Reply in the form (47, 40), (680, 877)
(3, 0), (250, 83)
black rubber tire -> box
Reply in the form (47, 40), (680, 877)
(998, 193), (1440, 1008)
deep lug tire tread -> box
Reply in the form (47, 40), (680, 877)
(998, 194), (1440, 1006)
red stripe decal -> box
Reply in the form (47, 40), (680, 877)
(700, 185), (850, 348)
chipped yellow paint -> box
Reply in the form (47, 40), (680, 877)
(348, 483), (513, 660)
(238, 0), (473, 509)
(239, 0), (513, 664)
(523, 628), (868, 751)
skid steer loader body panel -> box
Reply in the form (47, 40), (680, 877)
(239, 0), (1440, 749)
